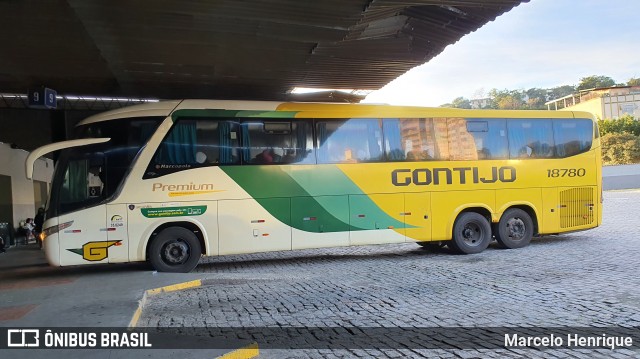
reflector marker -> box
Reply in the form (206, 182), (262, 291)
(303, 217), (317, 221)
(251, 219), (266, 223)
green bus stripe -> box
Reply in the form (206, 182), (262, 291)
(221, 166), (410, 232)
(221, 166), (353, 232)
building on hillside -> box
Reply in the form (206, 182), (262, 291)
(545, 86), (640, 120)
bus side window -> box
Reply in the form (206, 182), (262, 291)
(317, 119), (382, 163)
(452, 119), (509, 160)
(554, 119), (593, 157)
(507, 119), (555, 159)
(241, 120), (312, 165)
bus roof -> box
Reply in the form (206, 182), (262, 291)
(76, 99), (595, 127)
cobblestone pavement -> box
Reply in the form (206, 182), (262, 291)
(138, 190), (640, 358)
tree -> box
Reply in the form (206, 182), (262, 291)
(598, 115), (640, 136)
(451, 97), (471, 109)
(489, 89), (526, 110)
(601, 133), (640, 165)
(627, 77), (640, 86)
(548, 85), (575, 100)
(525, 88), (548, 110)
(576, 75), (615, 91)
(440, 96), (471, 109)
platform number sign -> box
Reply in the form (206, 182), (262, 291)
(28, 87), (57, 109)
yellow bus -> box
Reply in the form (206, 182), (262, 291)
(26, 100), (602, 272)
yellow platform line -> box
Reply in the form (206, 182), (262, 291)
(128, 279), (203, 328)
(216, 342), (259, 359)
(146, 279), (203, 296)
(128, 279), (259, 357)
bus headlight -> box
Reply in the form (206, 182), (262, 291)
(41, 221), (74, 240)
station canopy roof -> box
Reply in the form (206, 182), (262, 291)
(0, 0), (527, 102)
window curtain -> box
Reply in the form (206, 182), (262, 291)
(383, 119), (403, 160)
(507, 121), (528, 158)
(68, 160), (88, 202)
(366, 120), (381, 160)
(219, 121), (232, 164)
(296, 123), (307, 161)
(160, 122), (196, 164)
(241, 123), (251, 163)
(317, 122), (328, 163)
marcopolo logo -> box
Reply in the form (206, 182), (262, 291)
(110, 215), (124, 228)
(392, 166), (517, 187)
(151, 182), (223, 197)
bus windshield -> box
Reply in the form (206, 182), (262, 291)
(47, 117), (164, 218)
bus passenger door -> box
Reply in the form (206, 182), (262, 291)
(106, 204), (129, 263)
(55, 155), (109, 266)
(349, 194), (406, 245)
(404, 192), (432, 243)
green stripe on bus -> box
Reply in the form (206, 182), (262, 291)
(220, 166), (409, 232)
(221, 166), (353, 232)
(286, 166), (408, 229)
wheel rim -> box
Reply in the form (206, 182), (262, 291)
(461, 222), (483, 246)
(162, 239), (190, 265)
(506, 217), (526, 241)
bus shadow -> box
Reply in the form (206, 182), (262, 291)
(195, 245), (450, 272)
(195, 235), (592, 273)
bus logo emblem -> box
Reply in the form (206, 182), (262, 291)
(67, 241), (122, 261)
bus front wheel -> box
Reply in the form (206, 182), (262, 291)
(149, 227), (202, 273)
(495, 208), (534, 249)
(449, 212), (491, 254)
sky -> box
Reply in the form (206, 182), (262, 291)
(362, 0), (640, 107)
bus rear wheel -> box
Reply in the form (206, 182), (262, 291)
(149, 227), (202, 273)
(496, 208), (533, 249)
(449, 212), (491, 254)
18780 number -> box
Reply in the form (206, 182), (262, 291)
(547, 168), (586, 177)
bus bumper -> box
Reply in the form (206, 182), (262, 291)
(44, 233), (61, 267)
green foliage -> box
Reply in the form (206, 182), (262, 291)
(601, 133), (640, 165)
(577, 75), (615, 91)
(440, 74), (632, 110)
(548, 85), (575, 100)
(627, 77), (640, 86)
(525, 88), (547, 110)
(488, 89), (526, 109)
(598, 115), (640, 136)
(451, 97), (471, 109)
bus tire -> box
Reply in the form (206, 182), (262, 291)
(149, 227), (201, 273)
(496, 208), (533, 249)
(449, 212), (491, 254)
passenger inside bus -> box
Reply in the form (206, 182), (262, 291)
(254, 149), (275, 164)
